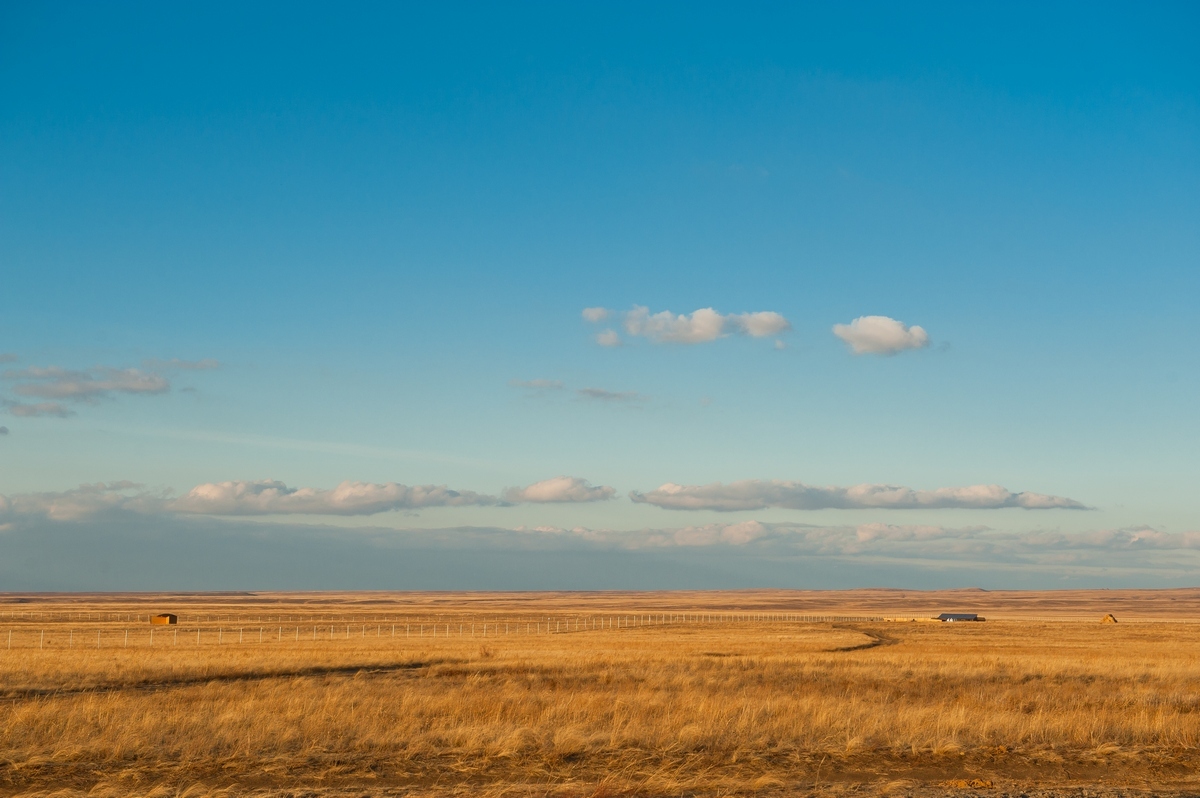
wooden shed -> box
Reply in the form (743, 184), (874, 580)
(150, 613), (178, 625)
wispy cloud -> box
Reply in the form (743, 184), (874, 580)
(577, 387), (646, 402)
(630, 480), (1088, 511)
(510, 378), (647, 403)
(0, 426), (8, 435)
(1, 358), (218, 418)
(507, 520), (1200, 567)
(583, 306), (790, 346)
(0, 353), (17, 364)
(5, 366), (169, 400)
(4, 401), (75, 418)
(503, 476), (616, 503)
(143, 358), (221, 371)
(509, 378), (565, 391)
(833, 315), (929, 355)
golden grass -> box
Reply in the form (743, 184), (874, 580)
(2, 593), (1200, 797)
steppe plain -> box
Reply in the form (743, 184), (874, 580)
(3, 588), (1200, 797)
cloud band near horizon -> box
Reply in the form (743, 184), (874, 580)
(0, 476), (1086, 524)
(629, 480), (1088, 511)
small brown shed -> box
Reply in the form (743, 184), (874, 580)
(150, 613), (178, 625)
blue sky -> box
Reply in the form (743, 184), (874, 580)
(1, 2), (1198, 589)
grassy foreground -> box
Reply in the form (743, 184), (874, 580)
(2, 595), (1199, 796)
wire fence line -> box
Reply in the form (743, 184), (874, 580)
(1, 613), (888, 649)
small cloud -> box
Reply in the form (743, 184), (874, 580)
(0, 426), (7, 434)
(6, 401), (75, 418)
(509, 378), (564, 391)
(623, 306), (726, 343)
(774, 339), (786, 350)
(581, 307), (610, 322)
(143, 358), (220, 371)
(0, 353), (17, 363)
(595, 329), (621, 347)
(728, 311), (791, 338)
(594, 306), (790, 345)
(503, 476), (616, 503)
(629, 479), (1089, 512)
(833, 315), (930, 355)
(577, 387), (646, 402)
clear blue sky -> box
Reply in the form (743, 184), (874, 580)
(2, 2), (1197, 589)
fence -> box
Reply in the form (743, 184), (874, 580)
(1, 612), (887, 649)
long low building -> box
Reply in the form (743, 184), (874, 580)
(936, 612), (984, 622)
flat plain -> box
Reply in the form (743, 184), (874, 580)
(3, 589), (1200, 797)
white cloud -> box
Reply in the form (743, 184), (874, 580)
(509, 378), (564, 391)
(623, 306), (728, 343)
(728, 311), (791, 337)
(6, 401), (74, 418)
(583, 306), (791, 345)
(595, 329), (622, 347)
(629, 480), (1088, 511)
(169, 480), (502, 515)
(577, 387), (646, 402)
(833, 315), (930, 355)
(503, 476), (616, 503)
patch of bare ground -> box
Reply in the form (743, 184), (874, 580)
(2, 591), (1200, 796)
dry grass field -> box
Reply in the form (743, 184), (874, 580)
(3, 590), (1200, 797)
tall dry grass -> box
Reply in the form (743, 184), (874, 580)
(2, 604), (1200, 796)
